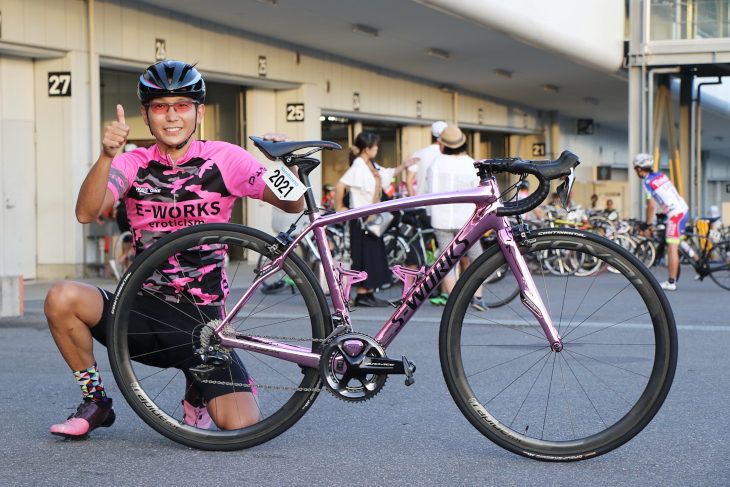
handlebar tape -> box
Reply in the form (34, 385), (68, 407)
(474, 151), (580, 217)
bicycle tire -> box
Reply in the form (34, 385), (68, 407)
(708, 240), (730, 290)
(108, 223), (331, 451)
(439, 228), (677, 461)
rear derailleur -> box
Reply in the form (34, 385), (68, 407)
(189, 320), (234, 381)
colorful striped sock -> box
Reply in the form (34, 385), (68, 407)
(73, 363), (108, 402)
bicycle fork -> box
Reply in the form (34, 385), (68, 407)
(496, 221), (563, 351)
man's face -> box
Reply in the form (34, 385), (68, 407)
(141, 96), (205, 147)
(634, 166), (648, 179)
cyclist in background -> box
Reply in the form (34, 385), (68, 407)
(45, 60), (301, 440)
(321, 183), (336, 212)
(633, 153), (688, 291)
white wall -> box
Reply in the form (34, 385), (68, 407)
(0, 55), (36, 278)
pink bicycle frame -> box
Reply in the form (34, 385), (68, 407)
(214, 177), (563, 369)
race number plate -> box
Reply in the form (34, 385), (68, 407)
(264, 162), (308, 201)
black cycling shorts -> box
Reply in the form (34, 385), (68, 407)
(92, 288), (253, 402)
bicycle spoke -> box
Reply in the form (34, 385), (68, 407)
(562, 268), (601, 338)
(152, 366), (184, 403)
(558, 354), (576, 440)
(130, 307), (196, 337)
(482, 349), (553, 406)
(561, 353), (608, 429)
(561, 283), (632, 340)
(467, 346), (548, 380)
(564, 350), (632, 406)
(541, 354), (557, 440)
(564, 311), (650, 344)
(508, 352), (552, 429)
(566, 349), (650, 379)
(463, 311), (546, 340)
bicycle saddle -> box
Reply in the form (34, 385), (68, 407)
(249, 136), (342, 159)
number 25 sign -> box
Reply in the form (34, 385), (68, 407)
(48, 72), (72, 97)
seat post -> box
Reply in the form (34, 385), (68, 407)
(291, 156), (321, 213)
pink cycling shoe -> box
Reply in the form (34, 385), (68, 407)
(51, 398), (115, 440)
(183, 399), (213, 429)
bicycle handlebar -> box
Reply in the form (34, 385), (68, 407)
(474, 150), (580, 217)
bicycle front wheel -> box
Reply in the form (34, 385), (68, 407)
(108, 223), (330, 451)
(439, 228), (677, 461)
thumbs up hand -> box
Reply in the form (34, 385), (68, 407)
(102, 104), (130, 158)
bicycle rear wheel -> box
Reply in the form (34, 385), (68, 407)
(108, 223), (330, 450)
(440, 228), (677, 461)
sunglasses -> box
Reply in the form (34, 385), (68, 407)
(146, 101), (198, 114)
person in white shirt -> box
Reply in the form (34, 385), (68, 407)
(334, 132), (417, 307)
(425, 125), (486, 311)
(406, 120), (448, 197)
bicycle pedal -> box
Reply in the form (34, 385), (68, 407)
(402, 355), (416, 386)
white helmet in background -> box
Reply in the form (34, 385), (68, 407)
(633, 153), (654, 169)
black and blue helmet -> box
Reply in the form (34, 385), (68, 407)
(137, 60), (206, 104)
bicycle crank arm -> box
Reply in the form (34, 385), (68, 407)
(339, 356), (416, 377)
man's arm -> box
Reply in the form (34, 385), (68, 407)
(406, 168), (416, 197)
(334, 181), (348, 212)
(76, 105), (129, 223)
(263, 186), (304, 213)
(646, 198), (655, 224)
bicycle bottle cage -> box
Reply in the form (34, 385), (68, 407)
(391, 265), (425, 300)
(336, 264), (368, 305)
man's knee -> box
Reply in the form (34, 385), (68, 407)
(45, 281), (78, 323)
(45, 281), (102, 328)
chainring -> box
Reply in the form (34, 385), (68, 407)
(319, 332), (387, 402)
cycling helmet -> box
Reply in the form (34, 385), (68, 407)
(632, 153), (654, 169)
(137, 61), (205, 105)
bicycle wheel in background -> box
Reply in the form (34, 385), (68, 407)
(111, 231), (134, 281)
(108, 223), (330, 451)
(479, 263), (520, 308)
(709, 240), (730, 290)
(440, 228), (677, 461)
(383, 232), (423, 287)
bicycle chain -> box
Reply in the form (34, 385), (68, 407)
(198, 333), (328, 392)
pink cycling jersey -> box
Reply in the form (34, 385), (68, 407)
(107, 139), (267, 305)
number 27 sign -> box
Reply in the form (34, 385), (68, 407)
(48, 72), (72, 97)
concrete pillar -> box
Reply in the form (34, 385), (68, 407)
(401, 125), (429, 158)
(472, 131), (481, 160)
(0, 275), (23, 318)
(245, 89), (277, 239)
(628, 65), (643, 219)
(679, 75), (693, 214)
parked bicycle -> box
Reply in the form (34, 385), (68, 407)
(107, 139), (677, 461)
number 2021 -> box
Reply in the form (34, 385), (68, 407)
(268, 169), (295, 198)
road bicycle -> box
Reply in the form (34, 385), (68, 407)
(107, 138), (677, 461)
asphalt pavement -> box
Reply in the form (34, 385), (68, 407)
(1, 265), (728, 486)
